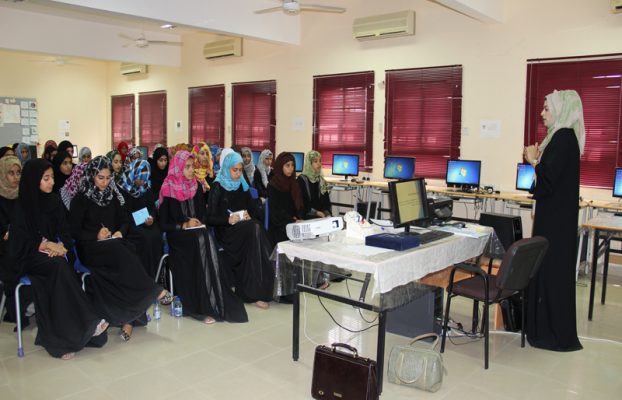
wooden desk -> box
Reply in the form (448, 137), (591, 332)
(582, 216), (622, 320)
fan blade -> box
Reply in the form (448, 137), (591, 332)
(254, 6), (282, 14)
(299, 4), (346, 13)
(118, 33), (137, 41)
(147, 40), (183, 46)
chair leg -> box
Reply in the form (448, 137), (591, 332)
(15, 283), (24, 358)
(155, 254), (168, 283)
(0, 291), (6, 324)
(520, 290), (526, 348)
(471, 300), (479, 333)
(483, 302), (489, 369)
(168, 269), (174, 296)
(81, 272), (90, 291)
(440, 290), (454, 353)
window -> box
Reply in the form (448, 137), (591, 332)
(189, 85), (225, 146)
(313, 71), (374, 171)
(525, 55), (622, 188)
(111, 94), (135, 148)
(138, 91), (167, 156)
(232, 80), (276, 152)
(385, 65), (462, 179)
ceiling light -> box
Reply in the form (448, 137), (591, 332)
(160, 24), (176, 29)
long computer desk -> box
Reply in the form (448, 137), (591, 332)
(277, 227), (493, 395)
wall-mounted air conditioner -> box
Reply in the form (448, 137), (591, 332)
(203, 37), (243, 60)
(612, 0), (622, 13)
(353, 10), (415, 41)
(120, 63), (148, 75)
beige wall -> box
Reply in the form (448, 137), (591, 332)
(2, 0), (621, 200)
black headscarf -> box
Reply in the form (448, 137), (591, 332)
(0, 146), (14, 158)
(43, 145), (57, 161)
(57, 140), (73, 155)
(52, 150), (72, 192)
(18, 159), (59, 234)
(149, 147), (169, 196)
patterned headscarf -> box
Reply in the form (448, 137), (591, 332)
(0, 155), (21, 199)
(78, 156), (125, 207)
(191, 142), (213, 191)
(214, 152), (249, 192)
(120, 159), (151, 198)
(60, 161), (88, 209)
(158, 151), (198, 207)
(256, 149), (273, 188)
(301, 150), (329, 195)
(106, 150), (124, 187)
(270, 152), (303, 211)
(539, 90), (586, 156)
(124, 146), (143, 170)
(175, 143), (191, 153)
(15, 143), (32, 165)
(240, 147), (256, 184)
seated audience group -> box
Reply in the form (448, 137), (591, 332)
(0, 140), (332, 359)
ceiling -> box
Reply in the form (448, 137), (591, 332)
(0, 0), (503, 67)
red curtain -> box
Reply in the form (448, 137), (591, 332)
(139, 91), (167, 156)
(232, 80), (276, 152)
(525, 56), (622, 188)
(385, 65), (462, 179)
(111, 94), (135, 148)
(189, 85), (225, 146)
(312, 71), (374, 171)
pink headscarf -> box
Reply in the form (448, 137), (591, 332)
(158, 151), (198, 207)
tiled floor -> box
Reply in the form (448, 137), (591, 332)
(0, 274), (620, 399)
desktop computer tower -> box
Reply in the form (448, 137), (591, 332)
(479, 213), (523, 250)
(386, 285), (443, 338)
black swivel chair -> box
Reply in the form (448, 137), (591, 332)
(440, 236), (549, 369)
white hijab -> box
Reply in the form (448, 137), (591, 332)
(539, 90), (585, 156)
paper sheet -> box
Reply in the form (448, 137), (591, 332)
(132, 207), (150, 225)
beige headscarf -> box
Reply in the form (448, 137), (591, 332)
(539, 90), (585, 156)
(0, 156), (21, 199)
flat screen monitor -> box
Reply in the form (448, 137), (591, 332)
(290, 152), (304, 173)
(516, 163), (535, 191)
(446, 159), (481, 189)
(613, 168), (622, 198)
(251, 150), (260, 166)
(388, 177), (430, 231)
(384, 156), (415, 180)
(136, 146), (148, 160)
(332, 154), (359, 180)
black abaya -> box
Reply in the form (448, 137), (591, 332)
(527, 128), (582, 351)
(159, 188), (248, 322)
(69, 193), (162, 326)
(297, 175), (332, 219)
(206, 183), (275, 303)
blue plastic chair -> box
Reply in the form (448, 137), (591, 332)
(264, 198), (269, 231)
(73, 249), (91, 290)
(15, 276), (32, 357)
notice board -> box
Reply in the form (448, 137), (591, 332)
(0, 96), (38, 146)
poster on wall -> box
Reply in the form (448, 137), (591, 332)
(0, 97), (38, 145)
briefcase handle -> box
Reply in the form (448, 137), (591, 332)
(331, 342), (358, 358)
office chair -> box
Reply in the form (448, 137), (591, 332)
(440, 236), (549, 369)
(15, 276), (32, 357)
(0, 280), (6, 324)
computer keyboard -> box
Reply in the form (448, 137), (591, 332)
(408, 229), (454, 244)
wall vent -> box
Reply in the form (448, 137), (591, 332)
(353, 10), (415, 41)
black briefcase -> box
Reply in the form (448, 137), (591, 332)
(311, 343), (378, 400)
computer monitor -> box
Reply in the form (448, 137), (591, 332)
(290, 152), (304, 173)
(388, 177), (430, 232)
(252, 150), (260, 166)
(516, 163), (535, 191)
(446, 159), (481, 189)
(332, 154), (359, 180)
(384, 156), (415, 180)
(613, 168), (622, 198)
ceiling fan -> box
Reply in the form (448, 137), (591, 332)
(118, 33), (182, 48)
(254, 0), (346, 15)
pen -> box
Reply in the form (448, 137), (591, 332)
(227, 209), (233, 214)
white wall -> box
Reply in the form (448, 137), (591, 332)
(2, 0), (621, 200)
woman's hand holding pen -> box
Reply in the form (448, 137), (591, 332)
(97, 226), (111, 240)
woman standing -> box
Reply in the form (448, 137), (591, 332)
(51, 150), (73, 193)
(206, 152), (274, 309)
(253, 150), (273, 200)
(297, 150), (332, 219)
(119, 159), (162, 279)
(70, 156), (169, 341)
(158, 151), (247, 323)
(268, 152), (304, 245)
(10, 159), (108, 359)
(523, 89), (583, 352)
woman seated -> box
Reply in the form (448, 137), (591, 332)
(10, 159), (109, 359)
(253, 150), (273, 200)
(206, 152), (275, 310)
(268, 152), (304, 245)
(158, 151), (248, 324)
(106, 150), (124, 188)
(15, 143), (33, 166)
(297, 150), (332, 219)
(60, 158), (89, 211)
(149, 147), (169, 201)
(119, 159), (162, 279)
(51, 150), (73, 193)
(191, 142), (215, 199)
(240, 147), (255, 187)
(70, 156), (169, 341)
(78, 147), (92, 164)
(42, 145), (57, 162)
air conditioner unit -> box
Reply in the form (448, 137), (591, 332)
(612, 0), (622, 13)
(120, 63), (148, 75)
(353, 10), (415, 41)
(203, 37), (242, 60)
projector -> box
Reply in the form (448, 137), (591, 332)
(286, 216), (344, 241)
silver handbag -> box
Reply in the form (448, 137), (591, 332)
(387, 333), (447, 392)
